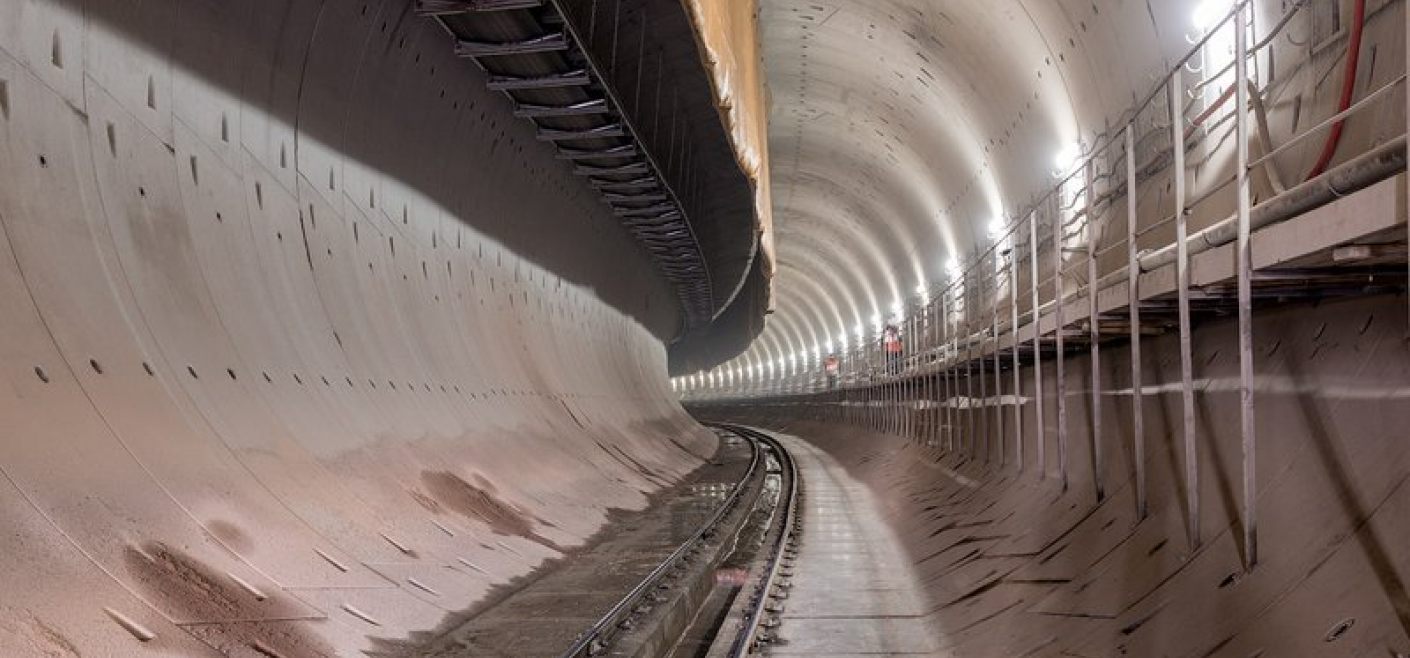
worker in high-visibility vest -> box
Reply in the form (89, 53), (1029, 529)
(824, 354), (840, 389)
(883, 324), (903, 374)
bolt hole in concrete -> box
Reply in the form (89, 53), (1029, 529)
(1323, 617), (1355, 642)
(88, 358), (102, 374)
(33, 366), (49, 383)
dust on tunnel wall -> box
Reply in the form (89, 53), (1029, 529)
(0, 0), (716, 655)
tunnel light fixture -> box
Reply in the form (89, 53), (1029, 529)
(987, 217), (1006, 240)
(1192, 0), (1233, 32)
(1053, 141), (1082, 175)
(854, 323), (865, 339)
(945, 258), (961, 279)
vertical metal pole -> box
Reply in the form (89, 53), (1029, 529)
(941, 290), (950, 450)
(932, 302), (940, 447)
(913, 309), (921, 440)
(588, 0), (600, 43)
(946, 290), (956, 453)
(992, 254), (1004, 466)
(634, 12), (647, 114)
(1126, 125), (1147, 520)
(1235, 6), (1258, 570)
(1011, 246), (1023, 472)
(874, 333), (881, 433)
(1173, 71), (1200, 549)
(906, 310), (913, 440)
(1086, 158), (1105, 502)
(1053, 194), (1069, 490)
(609, 0), (622, 77)
(926, 301), (935, 446)
(893, 329), (900, 436)
(978, 265), (990, 462)
(1029, 211), (1046, 478)
(965, 275), (976, 458)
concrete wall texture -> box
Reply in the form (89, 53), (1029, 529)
(701, 292), (1410, 656)
(0, 0), (716, 655)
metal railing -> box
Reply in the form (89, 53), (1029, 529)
(682, 0), (1410, 573)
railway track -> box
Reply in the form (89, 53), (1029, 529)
(557, 424), (800, 658)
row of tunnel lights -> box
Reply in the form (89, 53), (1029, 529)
(672, 0), (1240, 393)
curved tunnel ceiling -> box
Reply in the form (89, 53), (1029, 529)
(742, 0), (1211, 365)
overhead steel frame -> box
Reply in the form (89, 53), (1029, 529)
(419, 0), (717, 328)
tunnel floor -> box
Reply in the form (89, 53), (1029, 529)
(408, 436), (753, 657)
(769, 434), (943, 656)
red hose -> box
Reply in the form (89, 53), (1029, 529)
(1305, 0), (1367, 180)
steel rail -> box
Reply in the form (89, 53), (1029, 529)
(710, 424), (801, 658)
(558, 428), (763, 658)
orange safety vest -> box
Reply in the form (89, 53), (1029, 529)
(884, 332), (902, 353)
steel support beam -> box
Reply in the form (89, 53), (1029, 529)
(1173, 72), (1200, 549)
(514, 99), (609, 118)
(455, 33), (568, 57)
(487, 70), (592, 91)
(1126, 126), (1148, 520)
(1053, 196), (1069, 490)
(416, 0), (543, 15)
(1011, 246), (1023, 472)
(1029, 210), (1046, 477)
(1086, 158), (1104, 501)
(1234, 6), (1258, 570)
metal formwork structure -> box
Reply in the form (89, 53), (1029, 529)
(418, 0), (716, 328)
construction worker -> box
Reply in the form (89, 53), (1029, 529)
(824, 353), (840, 389)
(883, 324), (903, 375)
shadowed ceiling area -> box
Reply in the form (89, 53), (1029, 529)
(747, 0), (1203, 366)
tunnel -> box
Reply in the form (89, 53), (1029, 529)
(0, 0), (1406, 656)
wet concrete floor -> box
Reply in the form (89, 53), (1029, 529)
(768, 433), (943, 656)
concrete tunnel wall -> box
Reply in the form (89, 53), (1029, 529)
(697, 292), (1410, 656)
(0, 0), (719, 655)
